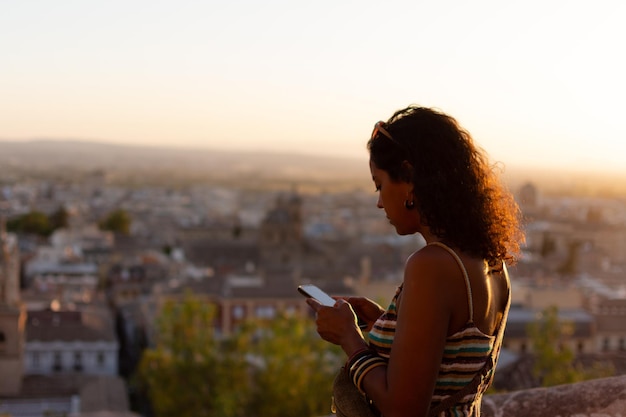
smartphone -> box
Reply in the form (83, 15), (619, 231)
(298, 284), (368, 330)
(298, 284), (336, 307)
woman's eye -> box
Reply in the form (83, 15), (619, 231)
(374, 185), (381, 192)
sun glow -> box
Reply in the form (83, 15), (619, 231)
(0, 1), (624, 174)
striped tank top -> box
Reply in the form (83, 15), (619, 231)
(367, 242), (510, 416)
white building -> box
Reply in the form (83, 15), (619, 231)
(24, 306), (118, 376)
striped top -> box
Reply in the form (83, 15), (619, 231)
(367, 242), (509, 416)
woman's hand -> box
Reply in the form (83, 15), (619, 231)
(306, 298), (365, 351)
(342, 296), (385, 332)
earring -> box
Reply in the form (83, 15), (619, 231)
(404, 200), (415, 210)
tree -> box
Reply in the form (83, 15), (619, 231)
(528, 306), (613, 387)
(6, 211), (51, 236)
(234, 314), (343, 417)
(137, 292), (343, 417)
(137, 292), (249, 417)
(99, 209), (131, 235)
(6, 207), (72, 237)
(49, 206), (69, 230)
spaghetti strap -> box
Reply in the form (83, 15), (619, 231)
(427, 241), (474, 322)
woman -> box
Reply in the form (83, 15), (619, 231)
(307, 105), (524, 416)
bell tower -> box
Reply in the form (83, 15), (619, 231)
(258, 191), (304, 283)
(0, 217), (26, 396)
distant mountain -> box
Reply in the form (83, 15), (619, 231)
(0, 140), (370, 190)
(1, 139), (624, 196)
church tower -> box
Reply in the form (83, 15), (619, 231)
(258, 191), (304, 283)
(0, 217), (26, 395)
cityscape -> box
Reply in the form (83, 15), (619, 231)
(1, 141), (626, 416)
(3, 1), (626, 414)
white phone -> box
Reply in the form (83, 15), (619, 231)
(297, 284), (336, 307)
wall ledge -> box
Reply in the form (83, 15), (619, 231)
(482, 375), (626, 417)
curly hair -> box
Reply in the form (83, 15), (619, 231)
(367, 105), (524, 265)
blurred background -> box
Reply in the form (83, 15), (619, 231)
(1, 1), (626, 417)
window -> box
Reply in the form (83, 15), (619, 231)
(231, 305), (245, 320)
(53, 352), (62, 372)
(255, 305), (276, 319)
(97, 352), (106, 367)
(74, 352), (83, 371)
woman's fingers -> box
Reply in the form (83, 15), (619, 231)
(306, 297), (323, 311)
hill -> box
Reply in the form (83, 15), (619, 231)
(0, 140), (370, 192)
(1, 140), (625, 197)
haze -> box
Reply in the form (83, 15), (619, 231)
(1, 1), (625, 174)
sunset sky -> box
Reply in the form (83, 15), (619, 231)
(1, 1), (625, 173)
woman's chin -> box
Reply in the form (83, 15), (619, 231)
(394, 225), (417, 236)
(394, 227), (409, 236)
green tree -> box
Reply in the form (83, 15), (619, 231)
(528, 306), (614, 387)
(137, 292), (342, 417)
(99, 209), (131, 235)
(137, 292), (249, 417)
(49, 206), (69, 230)
(235, 314), (342, 417)
(6, 211), (51, 236)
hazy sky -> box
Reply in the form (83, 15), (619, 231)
(1, 1), (625, 173)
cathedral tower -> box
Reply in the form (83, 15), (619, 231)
(258, 191), (304, 283)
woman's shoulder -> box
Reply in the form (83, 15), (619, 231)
(405, 243), (464, 278)
(403, 244), (465, 295)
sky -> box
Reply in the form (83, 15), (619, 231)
(1, 0), (625, 174)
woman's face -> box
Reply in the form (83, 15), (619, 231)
(369, 160), (419, 235)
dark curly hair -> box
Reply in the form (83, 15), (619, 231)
(367, 105), (524, 265)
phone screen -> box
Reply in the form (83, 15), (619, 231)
(297, 284), (336, 307)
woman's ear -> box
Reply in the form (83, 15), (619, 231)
(400, 160), (414, 183)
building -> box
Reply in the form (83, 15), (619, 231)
(502, 306), (595, 355)
(0, 221), (130, 417)
(24, 305), (119, 376)
(585, 292), (626, 352)
(48, 224), (114, 265)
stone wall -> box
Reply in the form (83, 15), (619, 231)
(482, 375), (626, 417)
